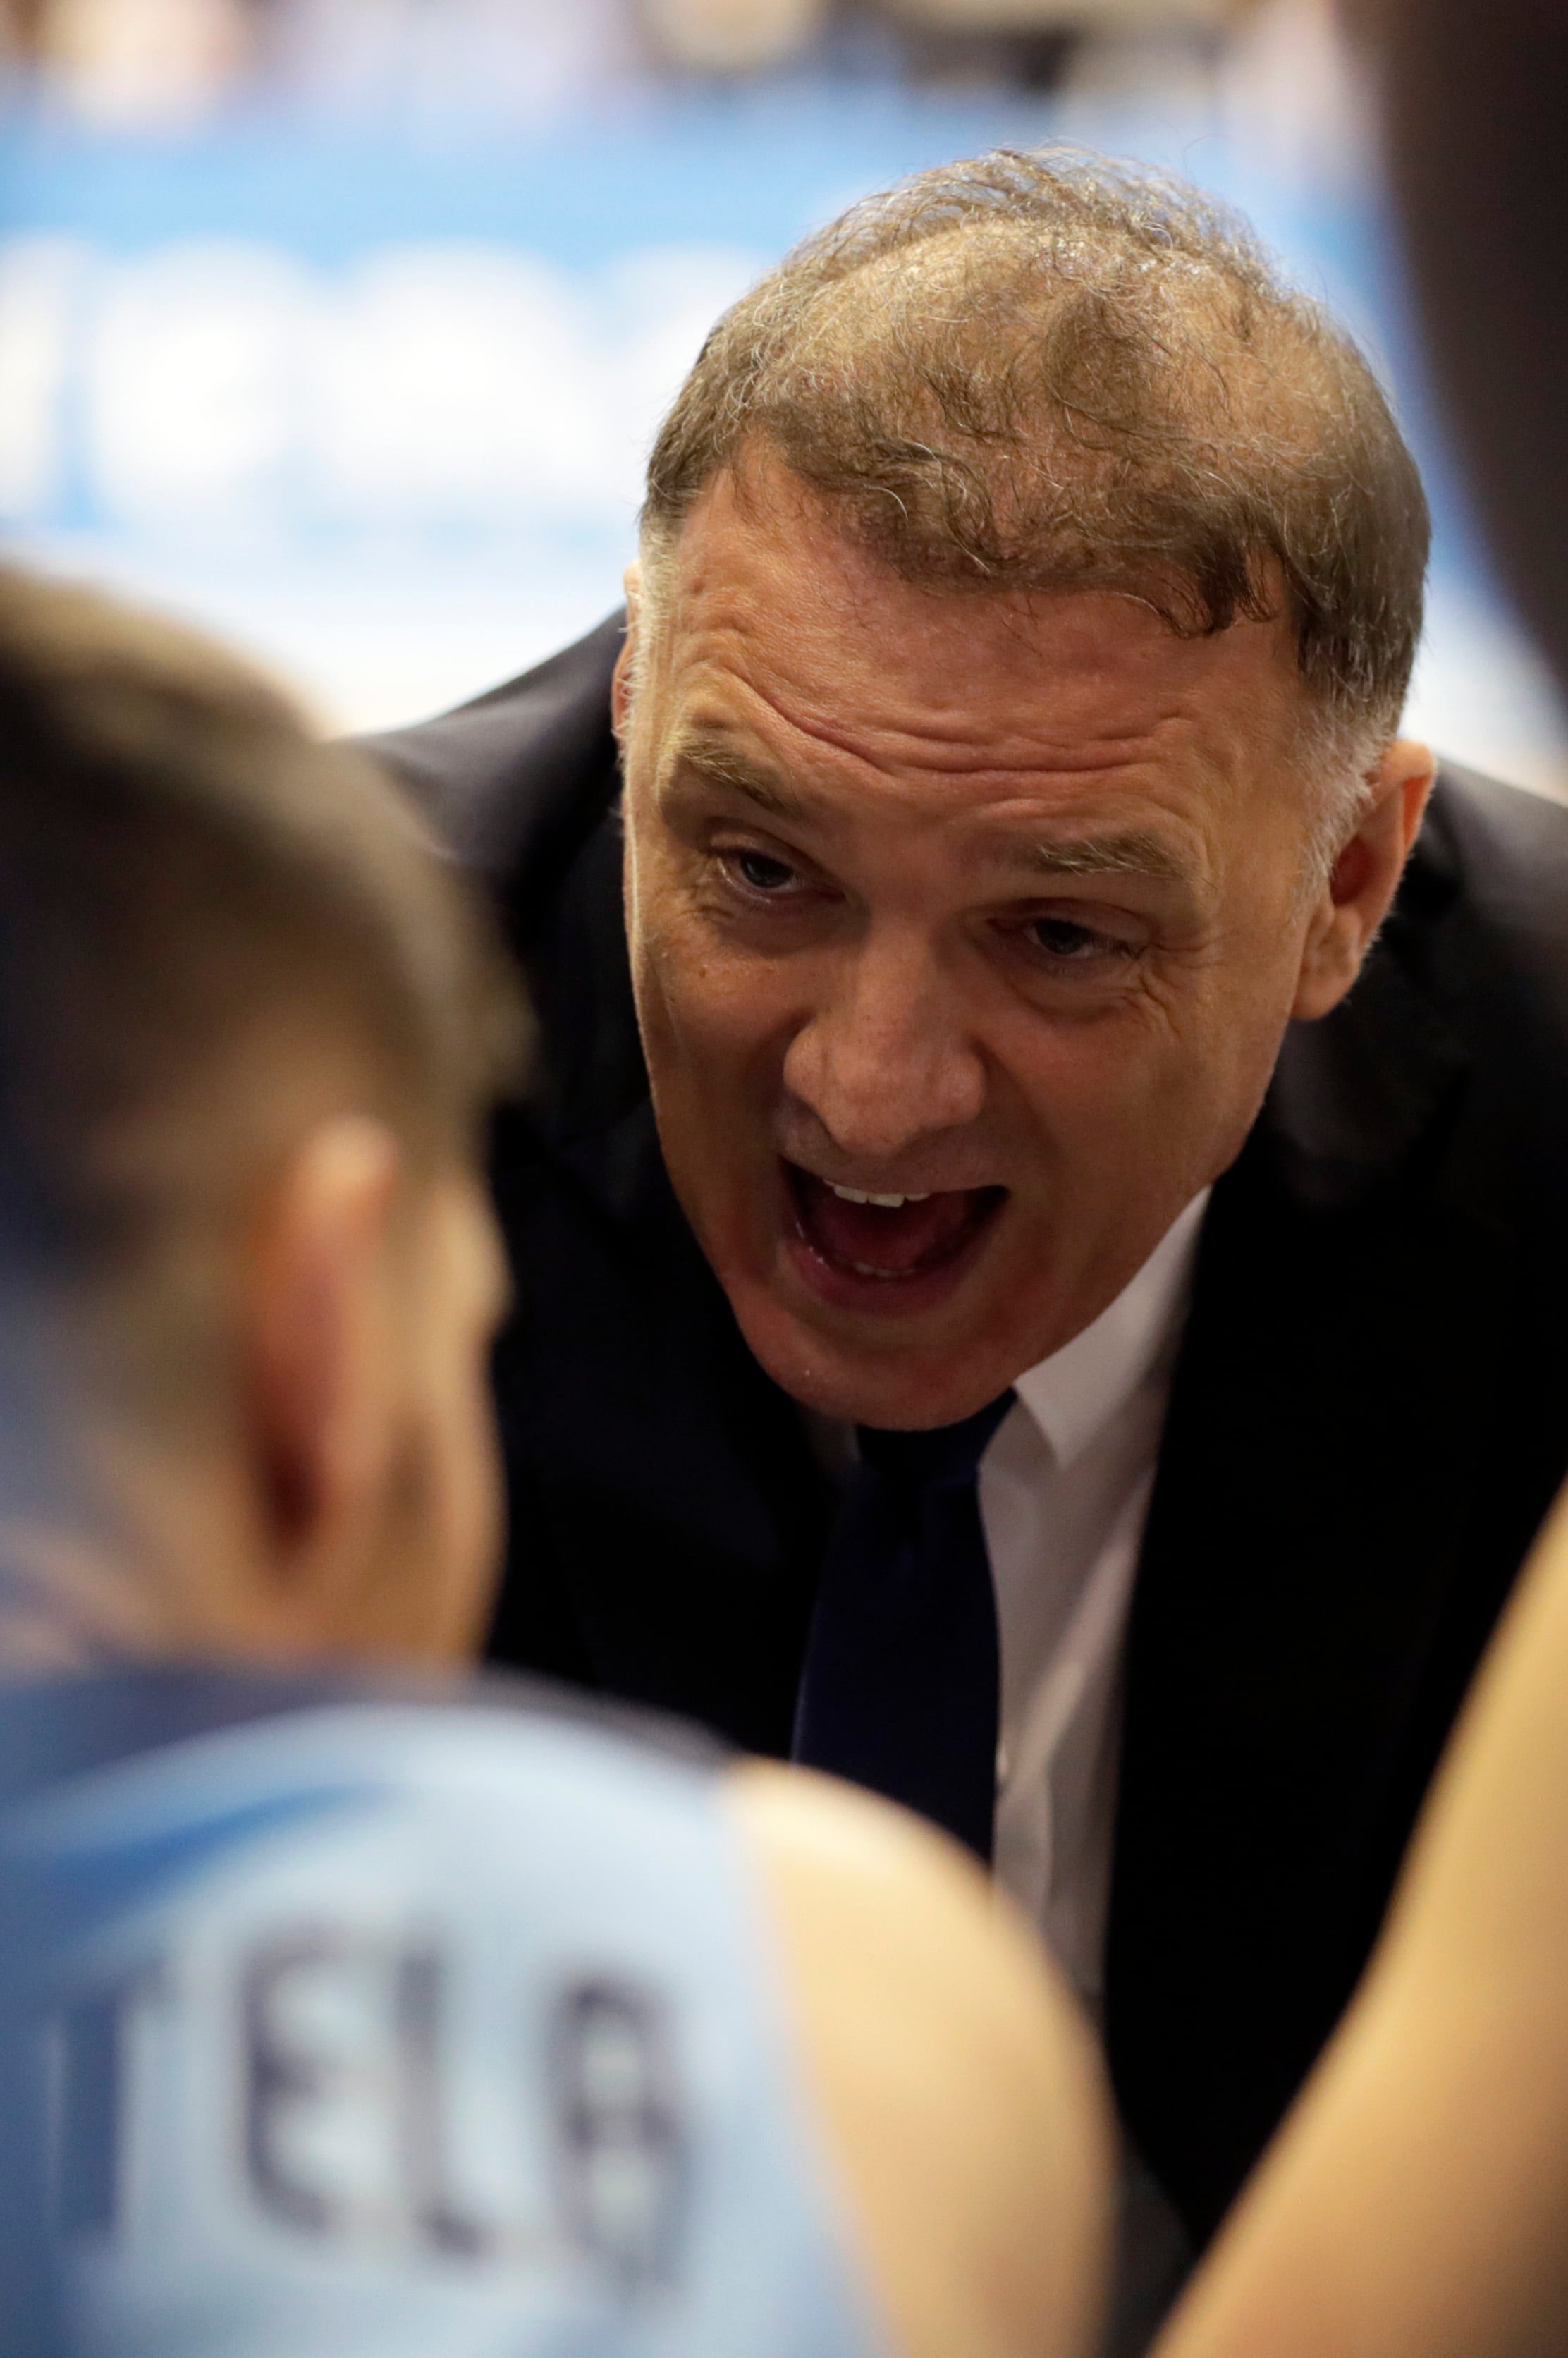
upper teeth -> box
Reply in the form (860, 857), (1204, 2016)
(828, 1184), (931, 1208)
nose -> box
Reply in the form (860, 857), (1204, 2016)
(781, 926), (986, 1163)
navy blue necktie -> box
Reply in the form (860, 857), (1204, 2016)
(790, 1392), (1015, 1864)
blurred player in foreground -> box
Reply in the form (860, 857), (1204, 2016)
(0, 568), (1110, 2358)
(1148, 4), (1568, 2354)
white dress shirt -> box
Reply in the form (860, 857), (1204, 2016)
(982, 1190), (1210, 2012)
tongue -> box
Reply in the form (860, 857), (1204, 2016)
(797, 1171), (982, 1278)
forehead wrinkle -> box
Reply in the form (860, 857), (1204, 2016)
(754, 680), (1160, 774)
(740, 652), (1225, 787)
(668, 606), (1215, 784)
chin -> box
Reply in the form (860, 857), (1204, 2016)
(728, 1278), (1025, 1432)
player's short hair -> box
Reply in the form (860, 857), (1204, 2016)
(644, 146), (1430, 858)
(0, 568), (522, 1425)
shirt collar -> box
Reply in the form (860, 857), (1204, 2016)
(1012, 1190), (1211, 1472)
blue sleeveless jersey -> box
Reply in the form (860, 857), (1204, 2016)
(0, 1676), (888, 2358)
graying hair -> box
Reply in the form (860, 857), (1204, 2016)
(640, 146), (1430, 873)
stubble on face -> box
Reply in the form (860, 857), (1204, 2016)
(620, 457), (1327, 1429)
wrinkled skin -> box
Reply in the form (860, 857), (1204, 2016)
(616, 456), (1432, 1430)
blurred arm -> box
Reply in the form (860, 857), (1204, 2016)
(725, 1761), (1113, 2358)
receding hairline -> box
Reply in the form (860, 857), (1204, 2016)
(640, 142), (1429, 891)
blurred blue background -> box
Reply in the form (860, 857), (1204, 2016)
(0, 0), (1562, 789)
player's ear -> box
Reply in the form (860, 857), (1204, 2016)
(240, 1114), (405, 1637)
(1292, 739), (1434, 1020)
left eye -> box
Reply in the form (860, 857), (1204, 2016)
(1030, 916), (1117, 960)
(731, 850), (798, 893)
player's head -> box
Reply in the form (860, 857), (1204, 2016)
(0, 570), (520, 1674)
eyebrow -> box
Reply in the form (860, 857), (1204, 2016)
(1005, 830), (1187, 885)
(668, 728), (1187, 885)
(665, 730), (813, 820)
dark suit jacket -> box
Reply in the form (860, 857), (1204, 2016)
(369, 613), (1568, 2248)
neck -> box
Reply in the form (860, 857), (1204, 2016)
(0, 1542), (155, 1676)
(0, 1424), (262, 1680)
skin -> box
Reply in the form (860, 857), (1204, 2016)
(1151, 1480), (1568, 2358)
(0, 1063), (1112, 2358)
(731, 1760), (1113, 2358)
(617, 453), (1434, 1430)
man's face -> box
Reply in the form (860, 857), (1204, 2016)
(619, 463), (1362, 1429)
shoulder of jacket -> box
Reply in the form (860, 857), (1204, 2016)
(355, 612), (626, 942)
(1417, 760), (1568, 916)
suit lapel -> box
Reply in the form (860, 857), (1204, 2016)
(1105, 921), (1508, 2243)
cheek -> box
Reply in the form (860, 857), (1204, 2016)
(627, 839), (712, 1046)
(633, 900), (800, 1119)
(997, 965), (1288, 1180)
(1208, 897), (1316, 1076)
(1127, 955), (1304, 1187)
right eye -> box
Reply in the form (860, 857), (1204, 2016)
(727, 849), (800, 893)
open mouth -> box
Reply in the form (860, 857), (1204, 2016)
(785, 1162), (1007, 1293)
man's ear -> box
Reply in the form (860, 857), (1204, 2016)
(612, 560), (642, 745)
(1292, 739), (1435, 1021)
(241, 1116), (405, 1637)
